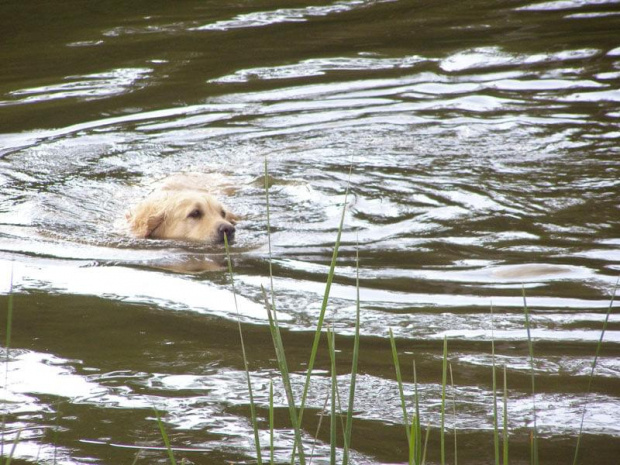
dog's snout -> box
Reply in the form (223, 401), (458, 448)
(218, 222), (235, 242)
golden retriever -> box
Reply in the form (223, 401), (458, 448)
(126, 173), (238, 243)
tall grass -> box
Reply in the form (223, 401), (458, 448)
(327, 327), (337, 465)
(4, 429), (21, 465)
(389, 331), (426, 465)
(154, 408), (177, 465)
(490, 304), (510, 465)
(158, 159), (617, 465)
(261, 158), (352, 464)
(412, 361), (422, 465)
(253, 269), (615, 465)
(342, 245), (361, 465)
(295, 169), (351, 451)
(262, 158), (307, 465)
(0, 169), (615, 465)
(262, 285), (306, 464)
(389, 329), (411, 441)
(449, 363), (457, 465)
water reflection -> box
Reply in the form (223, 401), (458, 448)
(1, 0), (619, 463)
(3, 68), (151, 106)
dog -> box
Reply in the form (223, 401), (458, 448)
(126, 173), (238, 244)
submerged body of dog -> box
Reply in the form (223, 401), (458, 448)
(126, 173), (238, 243)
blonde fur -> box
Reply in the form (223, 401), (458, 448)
(126, 174), (237, 243)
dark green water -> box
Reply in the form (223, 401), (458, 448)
(1, 0), (619, 463)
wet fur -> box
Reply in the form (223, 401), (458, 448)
(126, 174), (237, 243)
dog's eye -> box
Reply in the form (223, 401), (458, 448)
(187, 209), (203, 219)
(220, 208), (226, 218)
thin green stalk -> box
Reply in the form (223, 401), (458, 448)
(421, 420), (431, 465)
(224, 235), (262, 465)
(389, 329), (411, 441)
(413, 361), (422, 465)
(153, 408), (176, 465)
(328, 328), (337, 465)
(573, 278), (618, 465)
(407, 361), (422, 465)
(522, 288), (538, 465)
(264, 157), (279, 330)
(343, 244), (361, 465)
(503, 365), (509, 465)
(261, 286), (306, 465)
(264, 160), (276, 465)
(262, 158), (306, 465)
(5, 428), (21, 465)
(408, 410), (416, 465)
(440, 336), (447, 465)
(130, 449), (143, 465)
(309, 386), (331, 464)
(295, 168), (351, 458)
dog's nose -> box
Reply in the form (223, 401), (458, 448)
(218, 222), (235, 242)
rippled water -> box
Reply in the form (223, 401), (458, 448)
(1, 0), (619, 463)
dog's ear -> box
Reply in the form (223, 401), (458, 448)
(224, 210), (239, 225)
(126, 202), (166, 238)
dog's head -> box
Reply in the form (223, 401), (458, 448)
(126, 190), (237, 243)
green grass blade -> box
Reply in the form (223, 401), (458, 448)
(408, 410), (416, 465)
(224, 235), (263, 465)
(5, 427), (21, 465)
(328, 328), (337, 465)
(440, 336), (447, 465)
(262, 158), (306, 465)
(389, 328), (411, 441)
(261, 286), (305, 465)
(130, 449), (143, 465)
(421, 420), (431, 465)
(309, 387), (331, 464)
(408, 362), (422, 465)
(343, 244), (361, 465)
(264, 157), (279, 327)
(296, 169), (351, 449)
(153, 408), (176, 465)
(573, 278), (618, 465)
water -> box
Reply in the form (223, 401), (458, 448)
(1, 0), (619, 463)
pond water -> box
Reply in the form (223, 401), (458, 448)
(1, 0), (619, 463)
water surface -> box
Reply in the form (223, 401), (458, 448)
(1, 0), (619, 463)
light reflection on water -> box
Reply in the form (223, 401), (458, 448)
(0, 0), (619, 463)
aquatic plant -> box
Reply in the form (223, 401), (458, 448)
(213, 160), (619, 465)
